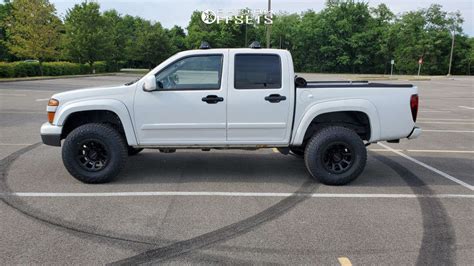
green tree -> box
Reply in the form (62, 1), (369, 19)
(64, 2), (112, 72)
(292, 10), (324, 72)
(166, 25), (186, 53)
(270, 13), (300, 50)
(186, 11), (222, 49)
(134, 22), (172, 69)
(103, 9), (125, 69)
(5, 0), (61, 74)
(391, 4), (467, 75)
(370, 4), (395, 74)
(0, 0), (13, 61)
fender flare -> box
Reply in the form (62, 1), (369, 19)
(54, 99), (138, 145)
(291, 99), (380, 145)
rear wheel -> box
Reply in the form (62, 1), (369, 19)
(62, 123), (128, 183)
(289, 148), (304, 158)
(304, 126), (367, 185)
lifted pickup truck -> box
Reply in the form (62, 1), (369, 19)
(41, 46), (421, 185)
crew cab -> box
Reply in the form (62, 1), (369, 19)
(40, 45), (421, 185)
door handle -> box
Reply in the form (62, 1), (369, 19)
(202, 95), (224, 104)
(264, 94), (287, 103)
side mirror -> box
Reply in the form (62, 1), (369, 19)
(142, 75), (157, 92)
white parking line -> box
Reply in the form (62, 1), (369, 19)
(35, 98), (50, 102)
(0, 192), (473, 198)
(370, 149), (474, 154)
(406, 149), (474, 154)
(0, 93), (26, 97)
(0, 111), (43, 114)
(378, 143), (474, 191)
(423, 130), (474, 133)
(418, 118), (474, 121)
(0, 143), (34, 146)
(417, 121), (474, 125)
(419, 110), (450, 113)
(459, 106), (474, 110)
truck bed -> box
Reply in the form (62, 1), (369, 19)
(300, 80), (414, 88)
(292, 80), (417, 144)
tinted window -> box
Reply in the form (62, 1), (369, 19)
(234, 54), (281, 89)
(155, 55), (222, 90)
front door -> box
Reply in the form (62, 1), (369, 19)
(134, 53), (227, 145)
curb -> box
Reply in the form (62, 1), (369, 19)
(408, 78), (431, 81)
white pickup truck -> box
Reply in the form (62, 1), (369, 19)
(40, 46), (421, 185)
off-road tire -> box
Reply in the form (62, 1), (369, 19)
(62, 123), (128, 183)
(304, 126), (367, 185)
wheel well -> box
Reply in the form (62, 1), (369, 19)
(302, 111), (371, 143)
(61, 110), (126, 140)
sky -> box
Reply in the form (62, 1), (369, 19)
(51, 0), (473, 36)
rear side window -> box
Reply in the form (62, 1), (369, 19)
(234, 54), (281, 89)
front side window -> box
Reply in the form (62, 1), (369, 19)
(155, 55), (223, 90)
(234, 54), (282, 89)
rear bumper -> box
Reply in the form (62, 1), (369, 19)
(407, 127), (422, 139)
(40, 122), (62, 147)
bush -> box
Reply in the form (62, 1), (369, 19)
(0, 62), (15, 77)
(0, 61), (117, 78)
(93, 61), (107, 73)
(43, 62), (83, 76)
(13, 62), (40, 77)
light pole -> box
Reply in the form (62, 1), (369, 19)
(447, 30), (455, 77)
(266, 0), (271, 48)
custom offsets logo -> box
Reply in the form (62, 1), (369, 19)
(201, 9), (273, 25)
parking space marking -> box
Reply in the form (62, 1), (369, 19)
(0, 93), (27, 97)
(1, 192), (473, 198)
(423, 130), (474, 133)
(419, 110), (450, 113)
(418, 118), (474, 121)
(35, 98), (50, 102)
(0, 143), (34, 146)
(370, 148), (474, 154)
(338, 257), (352, 266)
(406, 149), (474, 154)
(459, 106), (474, 110)
(272, 148), (279, 153)
(0, 111), (43, 114)
(417, 121), (474, 125)
(379, 143), (474, 191)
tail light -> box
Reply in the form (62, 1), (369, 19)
(410, 94), (419, 122)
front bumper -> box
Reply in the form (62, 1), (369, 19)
(407, 126), (422, 139)
(40, 122), (62, 146)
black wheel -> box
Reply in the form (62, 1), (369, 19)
(290, 148), (304, 158)
(128, 147), (144, 156)
(304, 126), (367, 185)
(62, 123), (128, 183)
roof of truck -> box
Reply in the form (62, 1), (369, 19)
(183, 48), (289, 53)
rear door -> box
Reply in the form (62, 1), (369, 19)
(227, 51), (293, 145)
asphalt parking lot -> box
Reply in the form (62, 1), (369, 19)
(0, 74), (472, 264)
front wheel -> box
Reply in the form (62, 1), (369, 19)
(304, 126), (367, 185)
(128, 147), (144, 156)
(62, 123), (128, 184)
